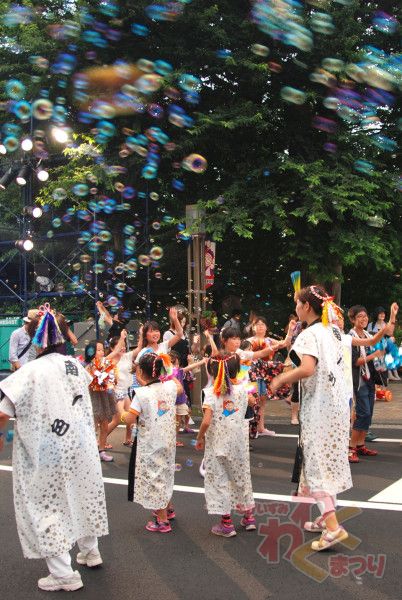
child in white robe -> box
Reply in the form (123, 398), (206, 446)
(196, 353), (255, 538)
(0, 307), (108, 592)
(122, 352), (182, 533)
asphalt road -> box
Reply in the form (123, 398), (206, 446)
(1, 423), (401, 600)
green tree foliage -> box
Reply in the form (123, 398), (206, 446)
(0, 0), (400, 322)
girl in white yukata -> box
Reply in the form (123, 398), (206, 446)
(270, 286), (398, 552)
(196, 354), (255, 538)
(0, 306), (108, 592)
(121, 352), (182, 533)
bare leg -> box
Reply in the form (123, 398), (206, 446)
(291, 402), (299, 425)
(156, 506), (168, 522)
(257, 395), (267, 432)
(98, 420), (108, 450)
(350, 429), (366, 447)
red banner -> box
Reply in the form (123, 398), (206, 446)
(205, 240), (216, 289)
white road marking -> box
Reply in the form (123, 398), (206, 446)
(8, 420), (402, 442)
(369, 478), (402, 504)
(2, 466), (402, 510)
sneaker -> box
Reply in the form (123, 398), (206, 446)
(365, 431), (378, 442)
(240, 516), (256, 531)
(257, 428), (276, 437)
(145, 519), (172, 533)
(357, 445), (378, 456)
(176, 441), (184, 447)
(99, 451), (114, 462)
(348, 447), (359, 463)
(304, 516), (325, 532)
(183, 427), (195, 433)
(38, 571), (83, 592)
(76, 548), (103, 567)
(211, 523), (237, 538)
(311, 526), (349, 551)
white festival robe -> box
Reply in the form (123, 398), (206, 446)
(202, 383), (254, 514)
(292, 323), (353, 497)
(130, 380), (177, 510)
(0, 353), (109, 559)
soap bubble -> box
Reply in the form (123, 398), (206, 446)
(280, 86), (306, 105)
(149, 246), (163, 260)
(72, 183), (90, 197)
(182, 153), (208, 173)
(172, 179), (185, 191)
(5, 79), (26, 100)
(107, 296), (119, 307)
(138, 254), (151, 266)
(32, 99), (53, 120)
(178, 74), (201, 93)
(251, 44), (269, 57)
(216, 49), (232, 58)
(354, 160), (375, 175)
(3, 136), (19, 152)
(123, 224), (135, 235)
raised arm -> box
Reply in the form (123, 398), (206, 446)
(272, 320), (298, 350)
(203, 329), (219, 356)
(165, 308), (184, 348)
(108, 329), (128, 361)
(67, 327), (78, 346)
(96, 301), (113, 326)
(352, 303), (399, 346)
(131, 326), (144, 361)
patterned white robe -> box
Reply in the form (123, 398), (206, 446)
(0, 353), (109, 559)
(292, 323), (353, 497)
(202, 383), (254, 514)
(130, 380), (177, 510)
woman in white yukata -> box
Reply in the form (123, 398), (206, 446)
(196, 354), (255, 538)
(0, 305), (108, 592)
(122, 352), (182, 533)
(270, 285), (353, 551)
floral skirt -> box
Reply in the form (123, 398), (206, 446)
(249, 360), (291, 400)
(90, 389), (116, 423)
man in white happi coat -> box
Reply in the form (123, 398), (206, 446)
(0, 307), (109, 592)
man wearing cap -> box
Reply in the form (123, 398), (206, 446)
(8, 309), (38, 370)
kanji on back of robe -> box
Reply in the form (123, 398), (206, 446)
(0, 354), (109, 559)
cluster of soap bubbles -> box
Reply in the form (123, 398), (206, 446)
(250, 1), (401, 184)
(0, 0), (209, 306)
(251, 0), (313, 52)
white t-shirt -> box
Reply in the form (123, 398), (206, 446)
(135, 341), (170, 364)
(341, 333), (353, 403)
(116, 350), (134, 393)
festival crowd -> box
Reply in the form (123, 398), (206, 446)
(0, 289), (400, 591)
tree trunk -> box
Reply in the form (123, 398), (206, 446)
(332, 263), (342, 306)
